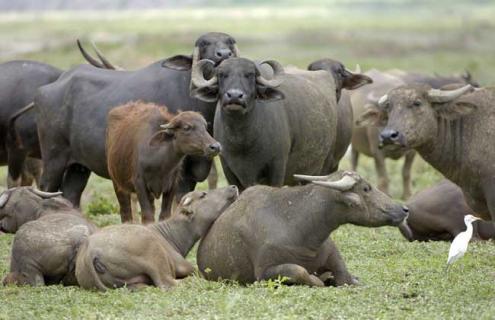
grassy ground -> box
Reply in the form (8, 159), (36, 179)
(1, 3), (495, 319)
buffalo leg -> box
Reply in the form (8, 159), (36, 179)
(6, 149), (27, 187)
(207, 162), (218, 190)
(39, 151), (69, 192)
(62, 164), (91, 207)
(259, 264), (324, 287)
(221, 162), (244, 191)
(374, 152), (389, 195)
(319, 238), (356, 286)
(23, 158), (43, 187)
(267, 160), (286, 187)
(401, 151), (415, 200)
(351, 148), (359, 171)
(113, 184), (132, 223)
(135, 178), (155, 224)
(159, 184), (177, 220)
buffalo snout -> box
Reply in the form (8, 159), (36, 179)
(387, 205), (409, 226)
(223, 89), (247, 107)
(215, 48), (234, 60)
(206, 142), (222, 158)
(379, 128), (405, 148)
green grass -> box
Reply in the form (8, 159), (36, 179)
(1, 4), (495, 319)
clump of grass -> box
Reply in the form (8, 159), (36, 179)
(86, 195), (118, 216)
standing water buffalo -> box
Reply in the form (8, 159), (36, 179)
(197, 171), (409, 287)
(106, 102), (221, 222)
(35, 32), (239, 207)
(0, 60), (62, 187)
(192, 57), (371, 190)
(361, 83), (495, 223)
(0, 187), (72, 233)
(75, 186), (238, 291)
(3, 212), (96, 286)
(400, 179), (495, 241)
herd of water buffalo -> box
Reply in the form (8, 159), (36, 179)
(0, 31), (493, 290)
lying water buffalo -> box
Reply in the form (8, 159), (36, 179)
(351, 69), (414, 199)
(0, 187), (72, 233)
(400, 179), (495, 241)
(107, 102), (220, 222)
(35, 32), (238, 207)
(75, 185), (238, 291)
(197, 171), (409, 287)
(192, 57), (371, 190)
(0, 60), (62, 187)
(3, 211), (96, 286)
(363, 84), (495, 222)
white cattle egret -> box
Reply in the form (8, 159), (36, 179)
(446, 214), (481, 270)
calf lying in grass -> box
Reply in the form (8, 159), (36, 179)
(3, 212), (96, 286)
(75, 185), (238, 291)
(197, 171), (409, 287)
(0, 187), (74, 234)
(107, 102), (221, 224)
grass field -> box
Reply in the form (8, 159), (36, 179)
(1, 2), (495, 319)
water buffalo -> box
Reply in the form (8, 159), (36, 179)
(197, 171), (409, 287)
(350, 69), (414, 199)
(3, 212), (96, 286)
(387, 69), (479, 89)
(362, 83), (495, 223)
(192, 57), (371, 190)
(106, 102), (220, 223)
(0, 60), (62, 187)
(35, 32), (239, 207)
(399, 179), (495, 241)
(0, 187), (73, 233)
(75, 186), (238, 291)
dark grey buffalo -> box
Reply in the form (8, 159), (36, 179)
(197, 171), (409, 287)
(400, 179), (495, 241)
(191, 57), (371, 190)
(361, 84), (495, 223)
(0, 60), (62, 187)
(35, 32), (239, 207)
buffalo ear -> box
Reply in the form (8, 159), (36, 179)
(162, 55), (193, 71)
(149, 130), (174, 146)
(191, 86), (219, 103)
(355, 106), (387, 127)
(342, 72), (373, 90)
(341, 192), (361, 207)
(434, 101), (477, 120)
(256, 86), (285, 102)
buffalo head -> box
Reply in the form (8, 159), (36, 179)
(294, 171), (410, 228)
(308, 58), (372, 101)
(191, 57), (285, 114)
(358, 84), (475, 151)
(162, 32), (239, 71)
(150, 111), (221, 158)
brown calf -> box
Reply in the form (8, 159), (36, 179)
(106, 102), (221, 223)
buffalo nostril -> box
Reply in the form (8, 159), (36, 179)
(238, 93), (244, 99)
(226, 92), (232, 99)
(228, 52), (233, 57)
(216, 52), (222, 58)
(390, 131), (399, 140)
(402, 205), (409, 215)
(209, 143), (222, 153)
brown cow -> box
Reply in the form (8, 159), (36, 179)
(107, 102), (221, 224)
(400, 179), (495, 241)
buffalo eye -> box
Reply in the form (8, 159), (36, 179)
(411, 100), (422, 108)
(363, 184), (371, 193)
(226, 38), (235, 45)
(200, 192), (207, 199)
(182, 125), (192, 131)
(244, 73), (254, 79)
(199, 40), (211, 48)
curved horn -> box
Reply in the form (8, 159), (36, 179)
(378, 94), (388, 107)
(293, 174), (330, 182)
(427, 84), (473, 103)
(191, 59), (218, 89)
(311, 174), (357, 191)
(0, 191), (11, 208)
(28, 188), (63, 199)
(77, 39), (105, 68)
(367, 91), (382, 105)
(91, 42), (122, 70)
(256, 60), (284, 88)
(160, 122), (175, 130)
(233, 43), (241, 57)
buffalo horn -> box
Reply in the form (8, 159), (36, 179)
(293, 174), (330, 182)
(256, 60), (284, 87)
(191, 59), (218, 89)
(427, 84), (472, 103)
(311, 174), (357, 191)
(29, 188), (63, 199)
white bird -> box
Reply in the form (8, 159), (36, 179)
(446, 214), (481, 270)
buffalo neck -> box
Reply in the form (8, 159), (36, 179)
(416, 118), (465, 183)
(216, 101), (263, 150)
(150, 217), (198, 257)
(292, 185), (348, 250)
